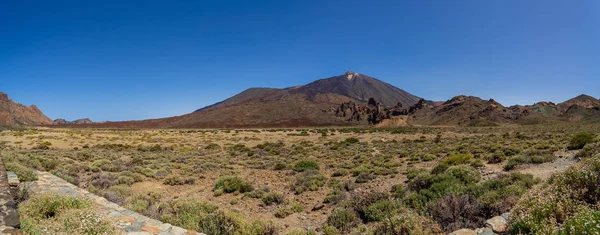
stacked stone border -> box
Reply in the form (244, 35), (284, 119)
(22, 171), (207, 235)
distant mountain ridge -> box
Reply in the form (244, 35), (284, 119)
(53, 118), (94, 125)
(0, 92), (52, 127)
(407, 94), (600, 126)
(2, 72), (599, 129)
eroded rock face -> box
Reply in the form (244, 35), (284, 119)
(0, 92), (52, 126)
(333, 98), (410, 124)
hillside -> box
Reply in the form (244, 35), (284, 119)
(0, 92), (52, 127)
(80, 72), (422, 128)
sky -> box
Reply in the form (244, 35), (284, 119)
(1, 0), (599, 121)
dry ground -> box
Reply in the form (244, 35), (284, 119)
(0, 124), (597, 234)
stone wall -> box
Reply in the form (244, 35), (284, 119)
(22, 171), (207, 235)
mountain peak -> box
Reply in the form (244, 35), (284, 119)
(344, 71), (359, 80)
(559, 94), (600, 109)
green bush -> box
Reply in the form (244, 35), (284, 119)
(214, 176), (254, 194)
(261, 192), (284, 206)
(441, 154), (473, 165)
(164, 175), (184, 185)
(568, 132), (596, 150)
(327, 209), (358, 232)
(161, 198), (219, 231)
(292, 160), (320, 172)
(363, 200), (405, 222)
(293, 170), (326, 194)
(274, 204), (304, 218)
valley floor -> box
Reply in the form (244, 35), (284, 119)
(0, 124), (598, 234)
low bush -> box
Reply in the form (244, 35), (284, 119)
(292, 160), (320, 172)
(261, 192), (284, 206)
(214, 176), (254, 195)
(164, 175), (184, 185)
(568, 132), (597, 150)
(292, 170), (326, 194)
(274, 204), (304, 218)
(19, 193), (116, 234)
(441, 154), (473, 165)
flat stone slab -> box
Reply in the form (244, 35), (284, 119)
(26, 171), (205, 235)
(0, 160), (21, 234)
(5, 172), (18, 187)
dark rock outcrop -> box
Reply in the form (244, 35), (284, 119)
(334, 98), (409, 124)
(54, 118), (94, 125)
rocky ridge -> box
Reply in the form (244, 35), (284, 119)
(0, 92), (52, 127)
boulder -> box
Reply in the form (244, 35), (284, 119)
(311, 203), (325, 211)
(449, 229), (476, 235)
(486, 216), (508, 233)
(477, 228), (494, 235)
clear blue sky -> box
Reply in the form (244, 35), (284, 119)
(1, 0), (598, 121)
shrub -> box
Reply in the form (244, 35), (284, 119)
(129, 195), (151, 213)
(364, 200), (406, 222)
(161, 198), (219, 231)
(273, 162), (287, 170)
(355, 173), (375, 183)
(214, 176), (254, 194)
(390, 184), (405, 199)
(344, 137), (360, 144)
(292, 170), (326, 194)
(331, 169), (348, 177)
(274, 204), (304, 218)
(428, 194), (486, 233)
(327, 209), (358, 232)
(200, 210), (243, 235)
(164, 175), (184, 185)
(445, 166), (480, 185)
(568, 132), (596, 150)
(292, 160), (320, 172)
(322, 226), (340, 235)
(261, 192), (284, 206)
(90, 173), (117, 190)
(117, 176), (136, 185)
(19, 193), (115, 234)
(441, 154), (473, 165)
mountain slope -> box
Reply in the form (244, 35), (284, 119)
(80, 72), (422, 128)
(0, 92), (52, 127)
(196, 71), (420, 112)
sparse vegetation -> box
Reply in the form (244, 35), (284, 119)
(19, 193), (116, 234)
(1, 125), (597, 234)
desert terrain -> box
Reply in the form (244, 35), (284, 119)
(1, 123), (599, 234)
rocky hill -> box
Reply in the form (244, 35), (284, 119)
(0, 92), (52, 127)
(407, 94), (600, 126)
